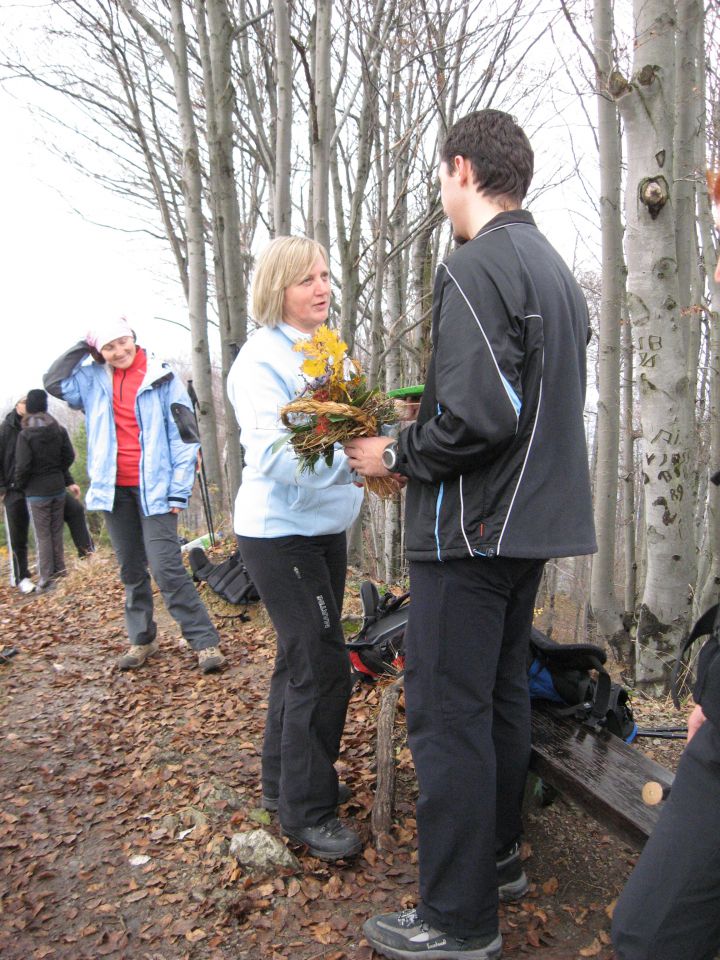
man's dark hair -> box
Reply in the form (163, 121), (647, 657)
(440, 109), (534, 206)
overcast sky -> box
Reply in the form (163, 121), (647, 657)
(0, 84), (195, 414)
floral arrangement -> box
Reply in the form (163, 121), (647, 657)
(279, 325), (399, 497)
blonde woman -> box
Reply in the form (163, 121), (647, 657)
(227, 236), (363, 861)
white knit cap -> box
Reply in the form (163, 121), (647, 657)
(86, 317), (134, 351)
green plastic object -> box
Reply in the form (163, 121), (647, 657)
(387, 384), (424, 398)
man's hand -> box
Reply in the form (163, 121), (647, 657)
(344, 437), (394, 477)
(687, 704), (706, 742)
(67, 484), (81, 498)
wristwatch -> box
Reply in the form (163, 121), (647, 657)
(381, 441), (398, 471)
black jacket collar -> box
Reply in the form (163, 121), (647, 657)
(475, 209), (536, 238)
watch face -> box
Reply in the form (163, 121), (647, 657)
(382, 444), (397, 469)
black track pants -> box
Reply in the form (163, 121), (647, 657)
(237, 532), (352, 830)
(406, 555), (545, 939)
(3, 492), (31, 582)
(64, 492), (94, 556)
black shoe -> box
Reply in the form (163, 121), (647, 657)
(363, 909), (502, 959)
(283, 817), (362, 860)
(262, 781), (351, 812)
(496, 840), (528, 901)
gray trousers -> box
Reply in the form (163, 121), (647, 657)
(28, 494), (66, 586)
(103, 486), (218, 650)
(612, 718), (720, 960)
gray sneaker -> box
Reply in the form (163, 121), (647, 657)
(363, 909), (502, 959)
(197, 646), (227, 673)
(496, 840), (528, 901)
(117, 640), (159, 670)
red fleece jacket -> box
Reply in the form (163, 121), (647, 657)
(113, 348), (147, 486)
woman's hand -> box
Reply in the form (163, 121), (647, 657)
(67, 484), (81, 499)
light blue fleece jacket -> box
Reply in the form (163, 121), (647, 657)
(44, 341), (201, 516)
(227, 323), (363, 538)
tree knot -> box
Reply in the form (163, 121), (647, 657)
(639, 176), (669, 219)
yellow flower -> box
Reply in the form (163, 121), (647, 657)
(293, 325), (351, 384)
(301, 356), (328, 379)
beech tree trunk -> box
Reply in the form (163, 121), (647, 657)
(693, 25), (720, 616)
(590, 0), (626, 644)
(616, 0), (694, 690)
(273, 0), (292, 236)
(120, 0), (224, 506)
(312, 0), (332, 253)
(195, 0), (245, 505)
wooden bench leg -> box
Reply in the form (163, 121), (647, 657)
(371, 675), (404, 847)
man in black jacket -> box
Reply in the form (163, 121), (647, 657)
(346, 110), (596, 960)
(0, 397), (94, 593)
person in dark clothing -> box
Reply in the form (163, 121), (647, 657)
(0, 397), (94, 594)
(346, 110), (596, 960)
(1, 397), (35, 592)
(14, 390), (76, 592)
(611, 645), (720, 960)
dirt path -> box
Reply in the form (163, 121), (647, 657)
(0, 551), (678, 960)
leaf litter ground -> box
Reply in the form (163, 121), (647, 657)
(0, 549), (686, 960)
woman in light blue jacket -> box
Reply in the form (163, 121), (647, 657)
(44, 318), (225, 674)
(227, 236), (363, 861)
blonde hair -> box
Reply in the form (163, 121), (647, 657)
(251, 236), (329, 328)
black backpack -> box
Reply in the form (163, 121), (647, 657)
(189, 547), (260, 607)
(343, 589), (637, 743)
(528, 628), (637, 742)
(346, 581), (409, 680)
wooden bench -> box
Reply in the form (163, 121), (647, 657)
(371, 680), (676, 850)
(530, 706), (675, 848)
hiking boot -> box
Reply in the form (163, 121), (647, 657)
(197, 646), (227, 674)
(262, 781), (351, 812)
(284, 817), (362, 860)
(363, 909), (502, 960)
(497, 840), (528, 902)
(117, 640), (159, 670)
(35, 580), (57, 594)
(18, 578), (35, 594)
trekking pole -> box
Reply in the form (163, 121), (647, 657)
(186, 380), (216, 547)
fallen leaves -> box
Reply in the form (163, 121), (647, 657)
(0, 557), (683, 959)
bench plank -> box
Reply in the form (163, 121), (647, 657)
(530, 707), (675, 848)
